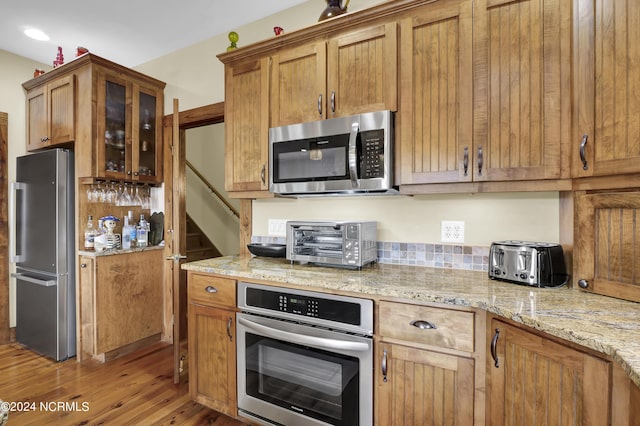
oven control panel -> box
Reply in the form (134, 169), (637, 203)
(245, 286), (362, 326)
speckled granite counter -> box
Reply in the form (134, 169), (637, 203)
(182, 256), (640, 388)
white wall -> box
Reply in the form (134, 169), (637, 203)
(186, 124), (240, 255)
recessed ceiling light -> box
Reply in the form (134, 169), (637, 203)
(24, 28), (50, 41)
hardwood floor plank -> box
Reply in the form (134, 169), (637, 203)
(0, 342), (248, 425)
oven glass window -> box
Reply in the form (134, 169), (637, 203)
(272, 135), (350, 182)
(245, 333), (359, 425)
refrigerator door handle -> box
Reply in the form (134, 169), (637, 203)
(10, 181), (26, 263)
(11, 273), (56, 287)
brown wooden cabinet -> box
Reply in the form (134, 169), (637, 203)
(187, 272), (237, 416)
(376, 301), (476, 425)
(223, 57), (270, 197)
(270, 22), (397, 128)
(487, 317), (610, 425)
(574, 0), (640, 178)
(77, 250), (163, 362)
(472, 0), (572, 183)
(25, 74), (75, 151)
(398, 0), (473, 185)
(23, 54), (165, 184)
(574, 191), (640, 303)
(95, 67), (164, 183)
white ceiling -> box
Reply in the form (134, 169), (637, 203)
(1, 0), (308, 68)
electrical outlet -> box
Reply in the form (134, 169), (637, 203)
(441, 221), (465, 243)
(268, 219), (288, 237)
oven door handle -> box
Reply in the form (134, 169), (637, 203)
(238, 316), (370, 352)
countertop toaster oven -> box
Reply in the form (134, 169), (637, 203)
(489, 240), (569, 288)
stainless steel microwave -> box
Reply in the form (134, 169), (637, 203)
(269, 110), (394, 195)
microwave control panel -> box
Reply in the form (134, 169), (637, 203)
(360, 129), (385, 178)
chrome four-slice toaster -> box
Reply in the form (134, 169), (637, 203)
(489, 240), (569, 288)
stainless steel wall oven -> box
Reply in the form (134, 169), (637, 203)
(237, 282), (373, 426)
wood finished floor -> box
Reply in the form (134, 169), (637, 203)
(0, 342), (248, 425)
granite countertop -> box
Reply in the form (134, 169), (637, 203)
(182, 256), (640, 388)
(78, 245), (164, 257)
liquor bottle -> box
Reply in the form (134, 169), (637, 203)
(121, 216), (132, 249)
(128, 211), (137, 248)
(94, 219), (106, 252)
(84, 215), (95, 251)
(136, 214), (149, 248)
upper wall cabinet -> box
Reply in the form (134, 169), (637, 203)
(25, 75), (75, 151)
(472, 0), (572, 182)
(573, 0), (640, 179)
(95, 67), (164, 183)
(398, 0), (473, 185)
(23, 54), (165, 184)
(224, 57), (270, 196)
(270, 21), (398, 127)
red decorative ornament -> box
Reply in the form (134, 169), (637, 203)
(53, 46), (64, 68)
(273, 26), (284, 36)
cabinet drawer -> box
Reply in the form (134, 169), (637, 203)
(379, 301), (474, 352)
(188, 274), (236, 308)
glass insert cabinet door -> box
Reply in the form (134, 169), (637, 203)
(97, 70), (162, 183)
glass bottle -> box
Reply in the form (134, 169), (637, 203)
(136, 214), (149, 248)
(94, 219), (106, 252)
(84, 215), (95, 251)
(128, 211), (137, 248)
(122, 216), (132, 249)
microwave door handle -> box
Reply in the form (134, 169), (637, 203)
(238, 316), (370, 352)
(348, 122), (360, 187)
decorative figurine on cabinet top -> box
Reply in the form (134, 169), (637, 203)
(227, 31), (239, 51)
(318, 0), (349, 21)
(53, 46), (64, 67)
(274, 26), (284, 36)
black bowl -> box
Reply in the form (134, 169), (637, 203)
(247, 243), (286, 258)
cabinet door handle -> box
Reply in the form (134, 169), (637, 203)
(579, 134), (589, 170)
(491, 328), (500, 368)
(477, 145), (484, 176)
(577, 279), (589, 289)
(463, 147), (469, 176)
(227, 317), (233, 341)
(204, 285), (217, 293)
(330, 91), (336, 114)
(80, 263), (87, 268)
(410, 319), (437, 330)
(382, 348), (388, 382)
(317, 93), (323, 117)
(260, 164), (266, 185)
(41, 136), (50, 142)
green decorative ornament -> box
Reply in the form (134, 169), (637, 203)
(227, 31), (239, 51)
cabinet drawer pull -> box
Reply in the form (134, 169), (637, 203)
(491, 328), (500, 368)
(204, 285), (218, 294)
(410, 319), (436, 330)
(382, 348), (388, 382)
(579, 134), (589, 170)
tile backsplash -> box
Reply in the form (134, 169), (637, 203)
(251, 236), (490, 272)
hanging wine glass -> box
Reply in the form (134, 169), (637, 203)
(106, 182), (117, 204)
(86, 184), (94, 203)
(122, 183), (133, 206)
(142, 185), (151, 210)
(133, 185), (143, 206)
(115, 183), (125, 206)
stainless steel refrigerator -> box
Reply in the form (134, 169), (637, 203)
(11, 149), (75, 361)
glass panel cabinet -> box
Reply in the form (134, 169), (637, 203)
(96, 69), (163, 183)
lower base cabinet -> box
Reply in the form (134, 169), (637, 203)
(487, 317), (611, 425)
(376, 342), (475, 425)
(187, 273), (237, 417)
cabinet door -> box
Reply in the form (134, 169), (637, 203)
(327, 21), (397, 119)
(94, 251), (163, 354)
(132, 83), (163, 183)
(270, 41), (327, 127)
(574, 0), (640, 177)
(575, 191), (640, 303)
(188, 303), (236, 416)
(376, 342), (474, 426)
(488, 320), (610, 426)
(473, 0), (571, 181)
(398, 0), (473, 184)
(224, 57), (270, 195)
(77, 256), (95, 361)
(26, 76), (75, 152)
(96, 70), (131, 181)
